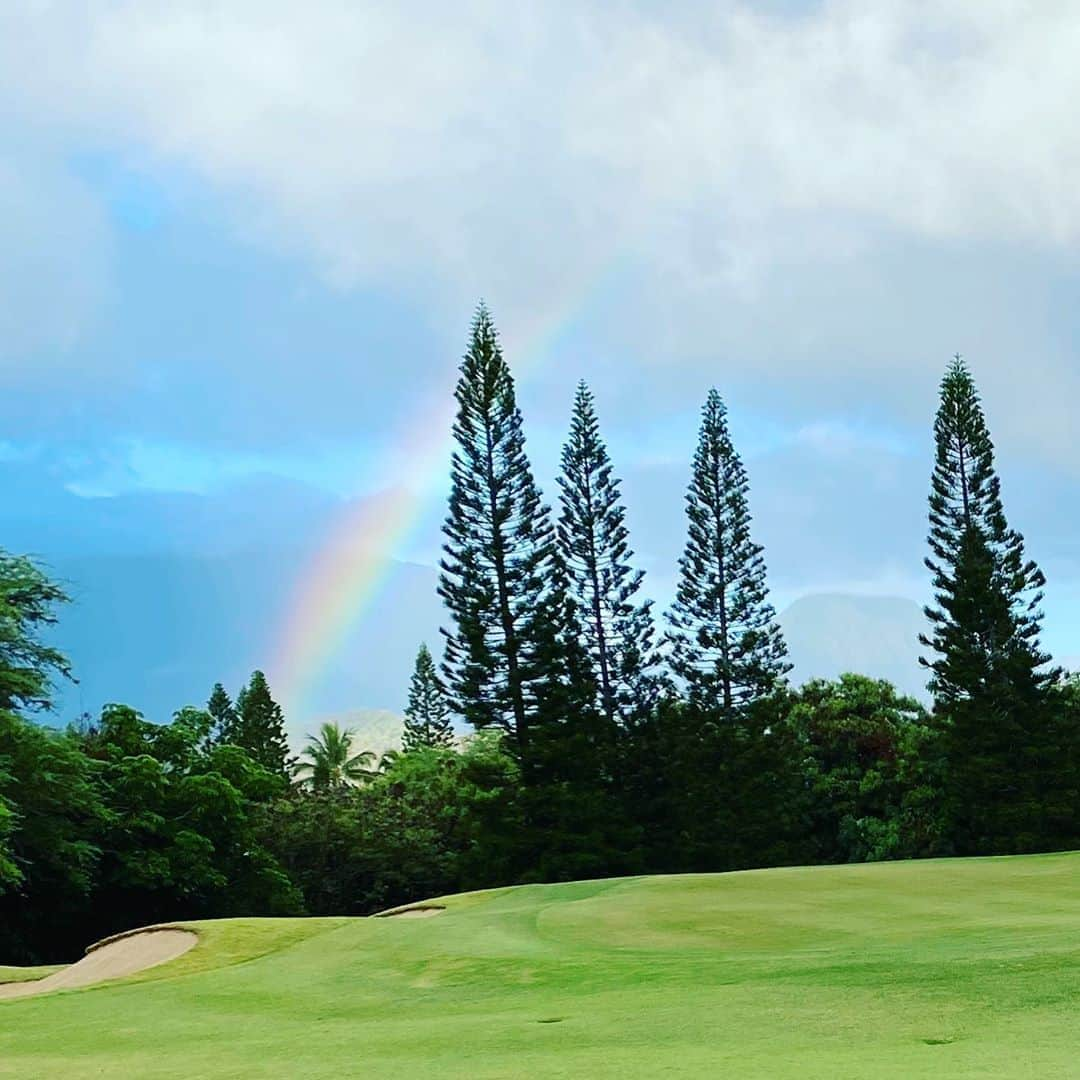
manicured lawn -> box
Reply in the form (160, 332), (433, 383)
(0, 964), (65, 985)
(3, 854), (1080, 1077)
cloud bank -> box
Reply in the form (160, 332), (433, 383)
(2, 2), (1079, 461)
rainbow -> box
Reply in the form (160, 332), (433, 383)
(267, 390), (455, 720)
(269, 268), (625, 722)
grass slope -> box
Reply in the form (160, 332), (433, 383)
(3, 854), (1080, 1078)
(0, 964), (64, 985)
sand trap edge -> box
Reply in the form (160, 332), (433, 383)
(0, 926), (198, 1002)
(84, 922), (193, 955)
(375, 905), (446, 919)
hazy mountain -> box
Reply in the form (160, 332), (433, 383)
(11, 461), (939, 721)
(43, 545), (932, 727)
(1, 464), (444, 725)
(46, 549), (444, 725)
(780, 593), (929, 700)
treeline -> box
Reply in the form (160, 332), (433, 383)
(0, 634), (511, 962)
(432, 308), (1080, 869)
(3, 307), (1080, 963)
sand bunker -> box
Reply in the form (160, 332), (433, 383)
(377, 905), (446, 919)
(0, 927), (197, 1001)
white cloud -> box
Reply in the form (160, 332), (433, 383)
(3, 1), (1080, 465)
(8, 3), (1080, 286)
(0, 154), (111, 371)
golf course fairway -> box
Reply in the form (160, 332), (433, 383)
(3, 852), (1080, 1078)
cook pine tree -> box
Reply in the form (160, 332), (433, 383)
(667, 389), (790, 713)
(919, 354), (1060, 852)
(402, 643), (454, 751)
(206, 682), (238, 746)
(231, 670), (292, 780)
(557, 381), (656, 729)
(438, 303), (570, 765)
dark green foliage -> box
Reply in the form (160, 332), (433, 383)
(1, 738), (17, 893)
(632, 390), (803, 874)
(920, 356), (1059, 854)
(0, 711), (102, 962)
(293, 721), (376, 791)
(0, 549), (96, 954)
(515, 764), (642, 882)
(557, 382), (657, 729)
(634, 693), (809, 874)
(378, 733), (522, 890)
(0, 550), (71, 713)
(514, 624), (642, 882)
(3, 677), (300, 962)
(231, 671), (292, 780)
(1031, 675), (1080, 848)
(438, 304), (564, 762)
(787, 675), (944, 863)
(73, 703), (299, 953)
(403, 643), (454, 751)
(921, 356), (1053, 706)
(207, 683), (238, 745)
(0, 784), (15, 891)
(259, 732), (520, 915)
(667, 390), (790, 712)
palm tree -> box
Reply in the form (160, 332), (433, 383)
(292, 722), (376, 792)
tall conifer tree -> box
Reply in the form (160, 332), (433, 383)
(207, 682), (237, 745)
(920, 355), (1053, 704)
(557, 381), (656, 727)
(403, 643), (454, 751)
(920, 355), (1058, 852)
(667, 389), (789, 712)
(439, 304), (564, 760)
(232, 671), (291, 779)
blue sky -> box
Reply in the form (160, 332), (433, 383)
(3, 3), (1080, 718)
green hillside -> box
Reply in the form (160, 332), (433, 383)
(4, 854), (1080, 1078)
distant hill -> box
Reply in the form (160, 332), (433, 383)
(23, 464), (935, 723)
(45, 549), (444, 726)
(10, 460), (942, 724)
(780, 593), (929, 699)
(3, 465), (446, 727)
(42, 547), (934, 728)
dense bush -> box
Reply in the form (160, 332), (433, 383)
(257, 734), (520, 915)
(786, 675), (945, 863)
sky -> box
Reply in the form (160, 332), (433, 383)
(3, 2), (1080, 719)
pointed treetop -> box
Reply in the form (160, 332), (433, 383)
(439, 303), (561, 750)
(667, 387), (789, 712)
(404, 640), (454, 751)
(920, 353), (1054, 705)
(557, 379), (656, 726)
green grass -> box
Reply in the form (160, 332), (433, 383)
(4, 854), (1080, 1077)
(0, 964), (65, 985)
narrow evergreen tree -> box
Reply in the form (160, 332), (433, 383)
(206, 682), (238, 745)
(920, 355), (1058, 853)
(920, 355), (1053, 705)
(232, 671), (292, 778)
(438, 304), (564, 759)
(403, 643), (454, 751)
(667, 389), (790, 712)
(557, 381), (656, 728)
